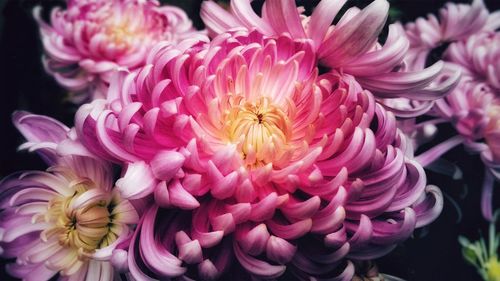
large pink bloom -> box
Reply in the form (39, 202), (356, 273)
(77, 30), (442, 280)
(0, 112), (139, 281)
(403, 0), (500, 220)
(200, 0), (460, 116)
(35, 0), (207, 103)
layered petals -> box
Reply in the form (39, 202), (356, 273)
(200, 0), (459, 115)
(35, 0), (207, 102)
(404, 0), (500, 220)
(77, 29), (442, 280)
(0, 113), (138, 281)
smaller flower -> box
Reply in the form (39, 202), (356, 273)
(459, 212), (500, 281)
(34, 0), (207, 103)
(403, 0), (499, 70)
(445, 32), (500, 91)
(0, 112), (138, 281)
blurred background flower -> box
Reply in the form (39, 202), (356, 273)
(34, 0), (207, 103)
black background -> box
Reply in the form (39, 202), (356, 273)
(0, 0), (499, 280)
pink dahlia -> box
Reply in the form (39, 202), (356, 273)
(403, 1), (500, 220)
(77, 29), (442, 280)
(0, 112), (139, 281)
(200, 0), (460, 116)
(35, 0), (207, 103)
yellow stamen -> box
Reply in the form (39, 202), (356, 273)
(224, 97), (291, 167)
(44, 181), (117, 259)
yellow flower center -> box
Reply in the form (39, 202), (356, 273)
(224, 97), (292, 167)
(104, 19), (142, 47)
(45, 181), (115, 254)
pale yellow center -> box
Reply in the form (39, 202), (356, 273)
(105, 22), (137, 46)
(45, 182), (115, 254)
(224, 97), (291, 167)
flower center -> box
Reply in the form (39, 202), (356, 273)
(224, 97), (291, 167)
(108, 25), (134, 43)
(101, 4), (160, 47)
(46, 181), (114, 254)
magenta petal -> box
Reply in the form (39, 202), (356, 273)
(116, 161), (157, 199)
(414, 185), (444, 228)
(347, 215), (373, 249)
(12, 111), (69, 144)
(307, 0), (346, 49)
(139, 207), (187, 277)
(168, 180), (200, 210)
(7, 262), (57, 281)
(150, 150), (185, 181)
(280, 196), (321, 220)
(267, 219), (312, 240)
(177, 239), (203, 264)
(154, 181), (171, 208)
(357, 62), (448, 100)
(237, 224), (270, 256)
(233, 242), (286, 278)
(343, 24), (409, 76)
(230, 0), (274, 35)
(415, 135), (463, 166)
(371, 208), (417, 244)
(201, 1), (241, 36)
(266, 235), (296, 264)
(319, 0), (389, 67)
(264, 0), (306, 39)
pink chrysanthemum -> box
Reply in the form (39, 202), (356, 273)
(403, 0), (499, 71)
(402, 0), (500, 220)
(0, 112), (139, 281)
(200, 0), (460, 116)
(76, 29), (442, 280)
(34, 0), (207, 103)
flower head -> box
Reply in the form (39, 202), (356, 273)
(0, 112), (138, 281)
(77, 29), (442, 280)
(35, 0), (207, 102)
(403, 0), (499, 70)
(445, 32), (500, 90)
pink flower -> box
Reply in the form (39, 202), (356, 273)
(403, 0), (499, 70)
(77, 30), (442, 280)
(0, 112), (139, 281)
(200, 0), (460, 116)
(34, 0), (207, 103)
(445, 32), (500, 90)
(403, 0), (500, 220)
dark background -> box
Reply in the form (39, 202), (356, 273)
(0, 0), (499, 280)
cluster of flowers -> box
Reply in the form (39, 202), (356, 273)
(0, 0), (497, 280)
(401, 0), (500, 221)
